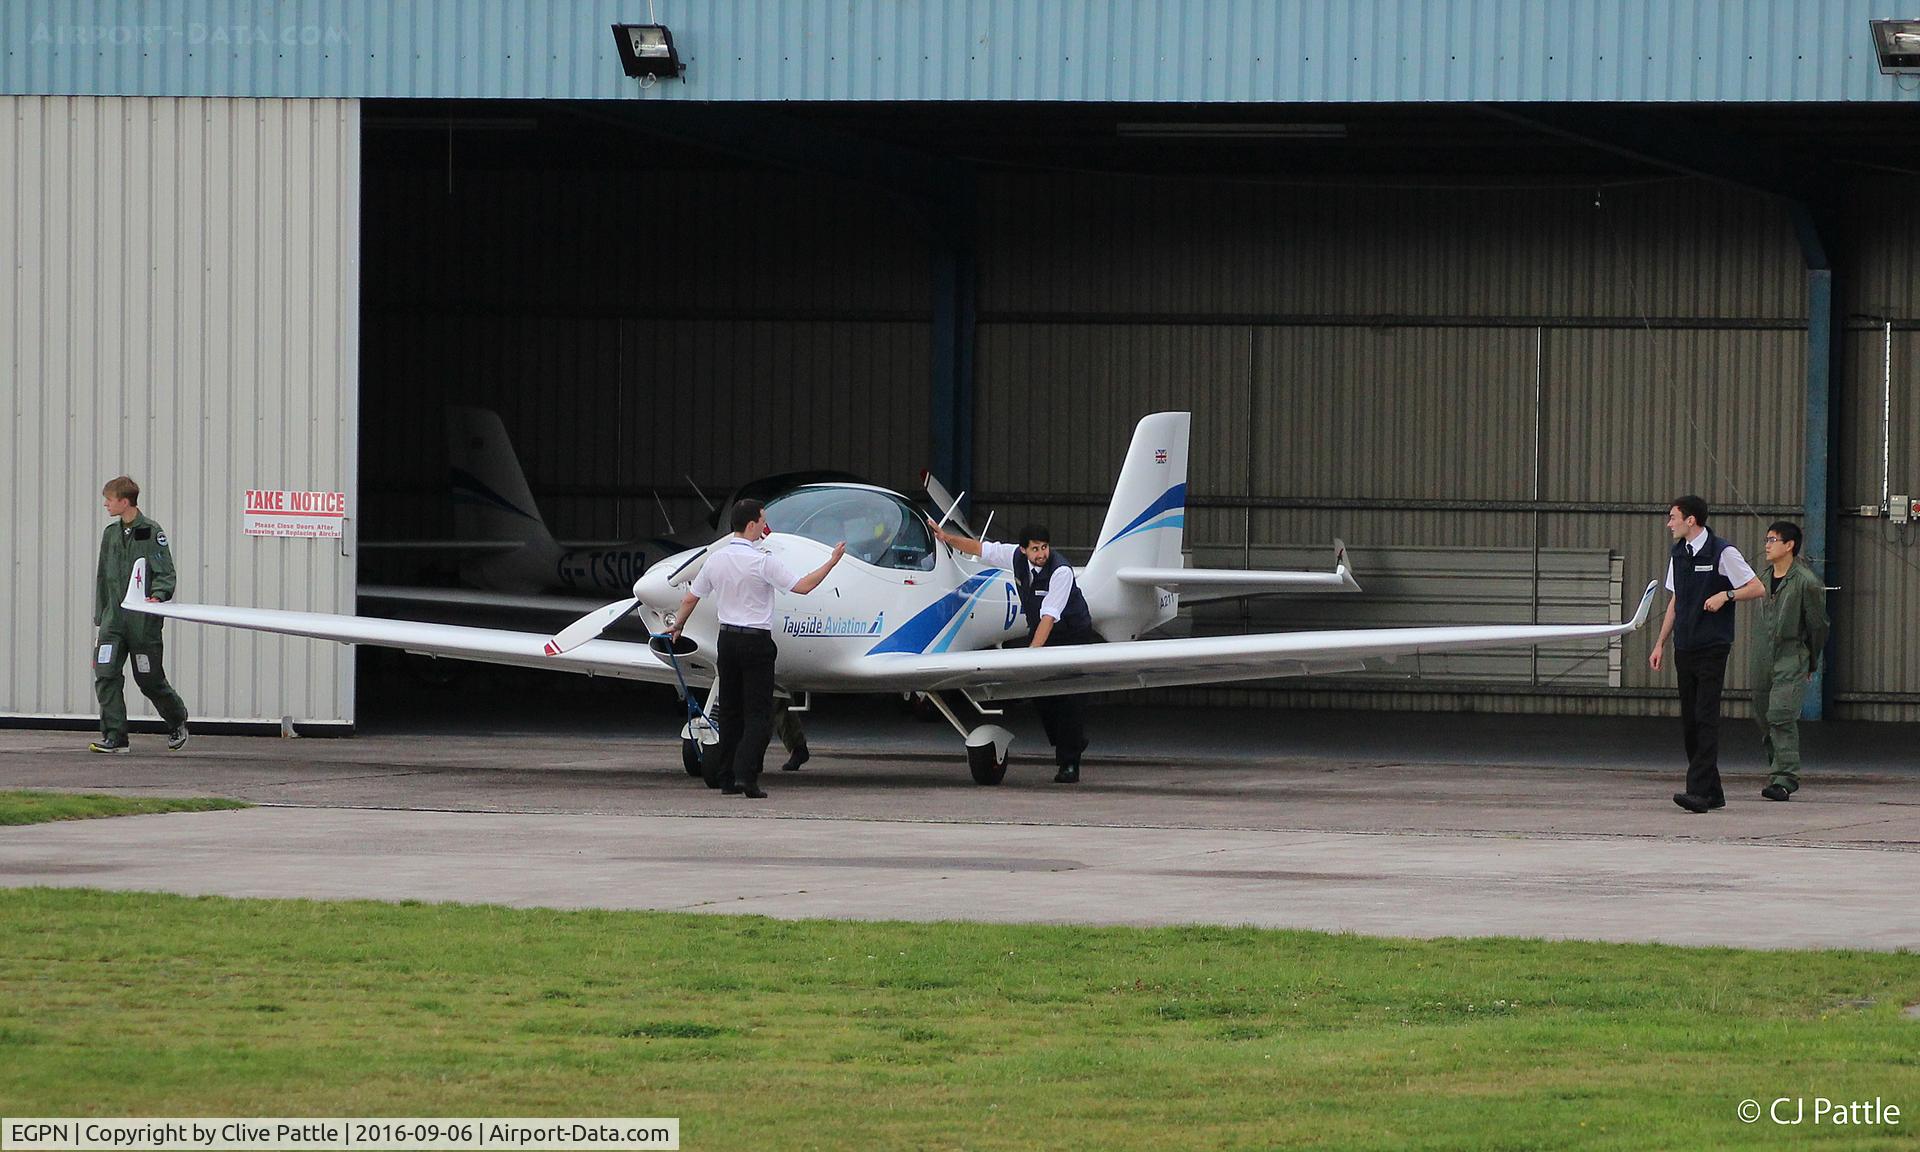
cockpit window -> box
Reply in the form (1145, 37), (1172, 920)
(764, 486), (935, 571)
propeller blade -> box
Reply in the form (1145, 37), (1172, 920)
(924, 472), (974, 535)
(935, 490), (968, 532)
(545, 596), (640, 655)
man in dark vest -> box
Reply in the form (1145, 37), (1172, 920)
(1648, 495), (1759, 813)
(930, 520), (1098, 783)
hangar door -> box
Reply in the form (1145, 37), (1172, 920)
(0, 97), (360, 727)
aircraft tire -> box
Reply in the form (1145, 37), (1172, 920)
(681, 739), (705, 777)
(966, 742), (1008, 786)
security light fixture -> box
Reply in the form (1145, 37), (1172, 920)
(1870, 19), (1920, 73)
(612, 23), (685, 81)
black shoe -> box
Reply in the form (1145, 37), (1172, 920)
(1761, 784), (1792, 801)
(1672, 792), (1715, 813)
(88, 739), (129, 754)
(721, 783), (745, 795)
(166, 724), (190, 751)
(1053, 764), (1080, 784)
(741, 786), (769, 799)
(781, 746), (810, 772)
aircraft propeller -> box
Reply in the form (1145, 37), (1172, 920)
(545, 595), (641, 656)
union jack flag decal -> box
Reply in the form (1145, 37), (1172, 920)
(1153, 448), (1168, 464)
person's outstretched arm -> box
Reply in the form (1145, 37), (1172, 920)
(929, 519), (983, 558)
(791, 544), (847, 595)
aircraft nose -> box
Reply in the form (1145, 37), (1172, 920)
(635, 550), (693, 608)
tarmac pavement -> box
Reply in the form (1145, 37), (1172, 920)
(2, 705), (1916, 949)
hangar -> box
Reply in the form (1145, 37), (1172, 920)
(2, 1), (1916, 731)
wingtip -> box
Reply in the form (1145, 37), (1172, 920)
(1333, 539), (1361, 591)
(1631, 580), (1658, 628)
(122, 558), (148, 610)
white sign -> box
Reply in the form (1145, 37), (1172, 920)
(243, 488), (347, 539)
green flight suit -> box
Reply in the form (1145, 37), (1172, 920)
(94, 512), (190, 742)
(1748, 561), (1829, 792)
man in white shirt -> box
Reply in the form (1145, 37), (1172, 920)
(1647, 495), (1759, 813)
(670, 499), (844, 798)
(928, 520), (1099, 783)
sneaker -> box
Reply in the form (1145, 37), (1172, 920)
(166, 724), (190, 751)
(1761, 784), (1791, 801)
(88, 739), (129, 754)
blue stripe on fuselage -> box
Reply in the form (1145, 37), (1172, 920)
(867, 569), (1004, 655)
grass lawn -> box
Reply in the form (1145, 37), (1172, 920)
(0, 790), (249, 825)
(0, 889), (1914, 1150)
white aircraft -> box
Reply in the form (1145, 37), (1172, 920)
(125, 412), (1655, 784)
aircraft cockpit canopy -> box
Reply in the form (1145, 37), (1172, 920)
(765, 485), (936, 571)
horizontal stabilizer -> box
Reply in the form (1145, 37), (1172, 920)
(359, 585), (611, 614)
(1117, 539), (1360, 603)
(358, 540), (525, 553)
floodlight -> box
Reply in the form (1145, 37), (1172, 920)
(1870, 19), (1920, 74)
(612, 23), (685, 81)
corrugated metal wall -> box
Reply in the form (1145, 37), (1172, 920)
(359, 164), (931, 551)
(7, 0), (1920, 105)
(0, 95), (360, 725)
(1836, 178), (1920, 720)
(973, 172), (1920, 719)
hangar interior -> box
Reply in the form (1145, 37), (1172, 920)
(356, 99), (1920, 721)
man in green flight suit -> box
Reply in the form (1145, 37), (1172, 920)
(1750, 521), (1829, 801)
(90, 475), (191, 753)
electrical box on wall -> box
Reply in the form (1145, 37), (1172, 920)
(1893, 496), (1912, 525)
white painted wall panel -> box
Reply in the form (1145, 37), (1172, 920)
(0, 96), (359, 725)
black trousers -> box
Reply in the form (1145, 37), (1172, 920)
(706, 629), (779, 790)
(1031, 627), (1099, 767)
(1676, 643), (1731, 802)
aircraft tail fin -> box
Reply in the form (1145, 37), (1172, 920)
(1080, 412), (1190, 638)
(447, 407), (557, 549)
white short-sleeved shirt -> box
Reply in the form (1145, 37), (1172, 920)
(689, 537), (802, 629)
(1663, 528), (1757, 593)
(978, 541), (1076, 622)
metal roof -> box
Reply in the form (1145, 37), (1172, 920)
(4, 0), (1917, 103)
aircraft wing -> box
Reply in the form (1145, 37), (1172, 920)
(1117, 540), (1360, 603)
(123, 561), (683, 685)
(844, 581), (1658, 700)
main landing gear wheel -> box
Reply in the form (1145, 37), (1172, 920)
(681, 739), (704, 777)
(966, 741), (1009, 786)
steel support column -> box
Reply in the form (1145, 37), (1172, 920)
(1788, 203), (1838, 720)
